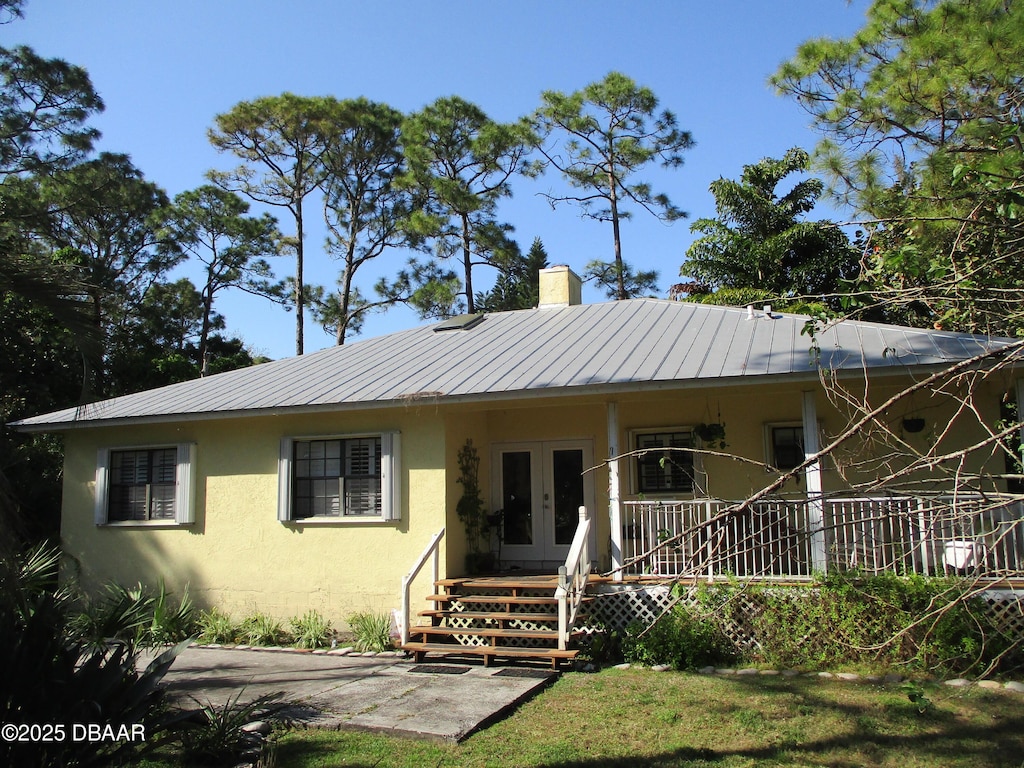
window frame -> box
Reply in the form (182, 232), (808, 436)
(278, 431), (401, 524)
(629, 427), (699, 497)
(94, 443), (196, 526)
(764, 422), (806, 472)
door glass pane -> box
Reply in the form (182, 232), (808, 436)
(501, 451), (533, 545)
(552, 449), (584, 546)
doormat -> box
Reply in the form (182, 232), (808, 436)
(408, 664), (471, 675)
(493, 668), (554, 679)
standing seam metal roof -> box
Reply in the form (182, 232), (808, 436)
(11, 298), (1017, 429)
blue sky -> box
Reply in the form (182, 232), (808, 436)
(11, 0), (870, 360)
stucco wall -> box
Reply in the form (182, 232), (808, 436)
(61, 407), (447, 627)
(58, 371), (1015, 623)
(612, 374), (1011, 500)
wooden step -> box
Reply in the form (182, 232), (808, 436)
(411, 625), (561, 642)
(419, 609), (559, 623)
(401, 641), (578, 670)
(436, 576), (560, 591)
(426, 593), (560, 607)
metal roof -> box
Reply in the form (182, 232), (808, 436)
(12, 299), (1016, 430)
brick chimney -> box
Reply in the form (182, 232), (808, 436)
(538, 265), (582, 308)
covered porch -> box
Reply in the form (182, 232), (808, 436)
(620, 495), (1024, 583)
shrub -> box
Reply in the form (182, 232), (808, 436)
(1, 544), (184, 767)
(71, 580), (197, 650)
(197, 607), (237, 644)
(175, 690), (281, 767)
(69, 581), (155, 653)
(149, 580), (197, 644)
(290, 609), (334, 649)
(577, 620), (624, 666)
(623, 604), (735, 670)
(348, 611), (392, 652)
(709, 573), (1020, 675)
(238, 612), (288, 646)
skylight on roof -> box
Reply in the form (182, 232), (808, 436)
(433, 314), (486, 332)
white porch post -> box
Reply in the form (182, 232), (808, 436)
(1016, 379), (1024, 460)
(608, 401), (623, 581)
(803, 390), (828, 573)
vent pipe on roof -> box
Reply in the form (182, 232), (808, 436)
(763, 304), (772, 319)
(747, 304), (754, 320)
(538, 265), (583, 308)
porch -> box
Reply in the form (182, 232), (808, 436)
(620, 495), (1024, 582)
(398, 494), (1024, 668)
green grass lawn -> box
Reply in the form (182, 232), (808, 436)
(141, 668), (1024, 767)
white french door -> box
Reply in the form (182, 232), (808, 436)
(492, 440), (595, 564)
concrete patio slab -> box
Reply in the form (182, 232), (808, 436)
(155, 646), (557, 743)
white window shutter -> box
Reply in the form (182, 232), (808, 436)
(277, 437), (293, 522)
(380, 432), (401, 521)
(94, 448), (110, 525)
(174, 443), (197, 524)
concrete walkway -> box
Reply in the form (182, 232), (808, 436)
(156, 646), (557, 743)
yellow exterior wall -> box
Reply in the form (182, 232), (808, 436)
(61, 407), (447, 627)
(611, 374), (1012, 500)
(58, 371), (1016, 621)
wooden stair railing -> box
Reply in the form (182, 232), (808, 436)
(556, 505), (592, 650)
(400, 508), (593, 668)
(400, 528), (445, 646)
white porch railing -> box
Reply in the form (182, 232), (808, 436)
(622, 496), (1024, 580)
(555, 506), (592, 651)
(400, 528), (444, 645)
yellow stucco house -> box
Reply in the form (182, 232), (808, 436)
(13, 267), (1024, 638)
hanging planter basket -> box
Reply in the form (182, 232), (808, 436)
(695, 422), (727, 448)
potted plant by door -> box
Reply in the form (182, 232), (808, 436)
(456, 439), (495, 574)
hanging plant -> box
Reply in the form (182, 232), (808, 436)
(902, 417), (925, 434)
(695, 422), (727, 449)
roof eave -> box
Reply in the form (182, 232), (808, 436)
(9, 364), (958, 433)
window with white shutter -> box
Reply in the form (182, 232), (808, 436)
(279, 432), (400, 522)
(94, 443), (196, 525)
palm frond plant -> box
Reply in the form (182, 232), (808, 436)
(348, 611), (392, 652)
(176, 690), (283, 767)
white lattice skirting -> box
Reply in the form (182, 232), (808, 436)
(586, 583), (1024, 654)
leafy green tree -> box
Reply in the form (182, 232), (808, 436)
(476, 236), (550, 312)
(532, 71), (693, 299)
(0, 288), (81, 541)
(107, 278), (265, 394)
(0, 44), (102, 176)
(0, 0), (23, 24)
(106, 278), (204, 393)
(209, 93), (335, 355)
(376, 256), (463, 320)
(0, 31), (104, 376)
(318, 98), (409, 343)
(0, 7), (104, 545)
(395, 96), (534, 315)
(772, 0), (1024, 334)
(585, 258), (659, 300)
(164, 185), (282, 372)
(681, 148), (859, 307)
(33, 153), (179, 396)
